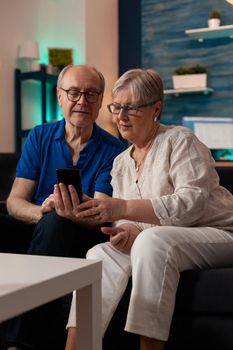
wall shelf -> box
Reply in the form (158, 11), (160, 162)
(164, 87), (214, 96)
(185, 24), (233, 42)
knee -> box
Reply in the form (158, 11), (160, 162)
(132, 227), (184, 272)
(132, 227), (167, 251)
(86, 243), (108, 260)
(28, 211), (74, 255)
(35, 211), (67, 238)
(131, 227), (178, 263)
(37, 211), (63, 228)
(87, 242), (124, 264)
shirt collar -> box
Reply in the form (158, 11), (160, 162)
(54, 118), (101, 144)
(55, 118), (66, 140)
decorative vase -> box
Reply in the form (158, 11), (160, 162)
(172, 74), (207, 90)
(208, 18), (221, 28)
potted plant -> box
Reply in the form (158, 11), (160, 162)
(172, 64), (207, 90)
(208, 9), (221, 28)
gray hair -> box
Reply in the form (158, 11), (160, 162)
(112, 68), (164, 106)
(57, 64), (105, 92)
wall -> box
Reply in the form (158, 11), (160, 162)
(0, 0), (118, 152)
(142, 0), (233, 125)
(118, 0), (141, 76)
(86, 0), (118, 134)
(119, 0), (233, 125)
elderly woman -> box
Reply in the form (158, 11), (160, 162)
(65, 69), (233, 350)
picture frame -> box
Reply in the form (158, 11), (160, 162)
(48, 48), (73, 71)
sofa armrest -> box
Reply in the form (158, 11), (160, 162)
(0, 153), (20, 205)
(216, 166), (233, 194)
(0, 201), (7, 214)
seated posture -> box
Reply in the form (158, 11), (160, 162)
(65, 68), (233, 350)
(1, 64), (125, 350)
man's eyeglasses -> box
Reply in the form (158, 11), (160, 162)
(59, 88), (101, 103)
(107, 101), (156, 116)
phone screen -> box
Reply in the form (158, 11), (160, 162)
(56, 168), (83, 202)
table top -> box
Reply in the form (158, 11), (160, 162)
(215, 161), (233, 168)
(0, 253), (101, 322)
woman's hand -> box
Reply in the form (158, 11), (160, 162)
(41, 194), (55, 214)
(101, 224), (140, 254)
(74, 197), (126, 222)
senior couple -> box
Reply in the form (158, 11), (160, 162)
(3, 64), (233, 350)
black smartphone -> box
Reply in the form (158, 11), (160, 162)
(56, 168), (83, 202)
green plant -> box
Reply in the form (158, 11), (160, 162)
(174, 64), (207, 75)
(209, 8), (221, 19)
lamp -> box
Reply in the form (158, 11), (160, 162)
(225, 0), (233, 4)
(18, 40), (40, 71)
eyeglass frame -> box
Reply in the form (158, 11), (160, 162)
(107, 100), (157, 116)
(58, 87), (102, 103)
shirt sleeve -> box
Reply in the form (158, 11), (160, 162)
(151, 131), (215, 226)
(16, 127), (41, 181)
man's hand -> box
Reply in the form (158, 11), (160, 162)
(41, 194), (55, 214)
(101, 224), (140, 254)
(53, 184), (111, 227)
(54, 183), (81, 221)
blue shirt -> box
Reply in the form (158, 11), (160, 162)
(16, 119), (125, 205)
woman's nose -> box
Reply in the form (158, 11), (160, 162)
(118, 108), (129, 120)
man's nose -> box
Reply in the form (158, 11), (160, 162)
(76, 92), (87, 104)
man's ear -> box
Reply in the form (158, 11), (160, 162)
(57, 89), (62, 107)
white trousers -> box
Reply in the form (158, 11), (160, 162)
(67, 226), (233, 341)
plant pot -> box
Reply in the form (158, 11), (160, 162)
(172, 74), (207, 89)
(208, 18), (221, 28)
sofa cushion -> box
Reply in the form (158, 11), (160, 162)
(216, 166), (233, 194)
(168, 314), (233, 350)
(175, 268), (233, 314)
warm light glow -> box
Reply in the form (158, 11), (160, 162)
(18, 40), (40, 72)
(225, 0), (233, 5)
(19, 40), (40, 60)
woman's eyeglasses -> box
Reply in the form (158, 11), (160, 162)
(107, 101), (156, 116)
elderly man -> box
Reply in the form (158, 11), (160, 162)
(2, 64), (125, 254)
(2, 64), (125, 350)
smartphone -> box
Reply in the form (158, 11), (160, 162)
(56, 168), (83, 202)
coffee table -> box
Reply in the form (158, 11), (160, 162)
(0, 253), (102, 350)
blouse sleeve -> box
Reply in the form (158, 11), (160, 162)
(111, 158), (142, 230)
(151, 131), (216, 227)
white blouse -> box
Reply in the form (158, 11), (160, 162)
(111, 124), (233, 233)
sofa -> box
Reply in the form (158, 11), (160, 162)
(0, 153), (20, 214)
(0, 153), (233, 350)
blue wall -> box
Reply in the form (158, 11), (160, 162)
(119, 0), (233, 125)
(118, 0), (141, 76)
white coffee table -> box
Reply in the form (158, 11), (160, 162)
(0, 253), (102, 350)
